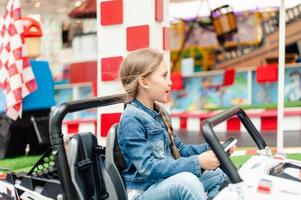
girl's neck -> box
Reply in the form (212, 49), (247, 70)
(136, 96), (154, 110)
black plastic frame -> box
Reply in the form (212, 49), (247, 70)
(49, 94), (127, 199)
(201, 106), (267, 184)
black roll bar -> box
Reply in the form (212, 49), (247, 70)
(201, 106), (267, 184)
(49, 94), (128, 200)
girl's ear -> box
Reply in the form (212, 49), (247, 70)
(138, 77), (149, 89)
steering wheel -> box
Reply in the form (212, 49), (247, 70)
(202, 107), (268, 184)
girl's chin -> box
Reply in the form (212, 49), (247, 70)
(167, 93), (172, 102)
(165, 92), (171, 102)
(161, 97), (171, 104)
(155, 98), (169, 104)
(155, 94), (171, 104)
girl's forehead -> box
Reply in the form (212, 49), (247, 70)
(158, 61), (168, 70)
(151, 60), (168, 75)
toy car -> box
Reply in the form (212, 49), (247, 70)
(201, 107), (301, 200)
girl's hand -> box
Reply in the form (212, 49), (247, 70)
(220, 140), (237, 155)
(198, 150), (220, 170)
(228, 145), (237, 155)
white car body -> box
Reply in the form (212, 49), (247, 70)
(215, 155), (301, 200)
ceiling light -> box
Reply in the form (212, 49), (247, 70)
(34, 2), (41, 8)
(75, 1), (82, 7)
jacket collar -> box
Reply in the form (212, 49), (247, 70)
(131, 99), (160, 119)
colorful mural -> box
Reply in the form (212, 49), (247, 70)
(251, 67), (301, 105)
(285, 68), (301, 102)
(171, 66), (301, 111)
(171, 72), (248, 111)
(251, 71), (278, 105)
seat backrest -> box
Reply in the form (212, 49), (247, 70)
(67, 131), (127, 200)
(67, 132), (109, 200)
(66, 135), (84, 199)
(105, 123), (128, 200)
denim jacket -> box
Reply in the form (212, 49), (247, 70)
(118, 99), (210, 191)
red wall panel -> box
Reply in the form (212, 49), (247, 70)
(227, 117), (241, 132)
(100, 113), (122, 137)
(101, 56), (123, 81)
(69, 61), (97, 83)
(223, 68), (235, 86)
(163, 26), (170, 50)
(126, 25), (149, 51)
(155, 0), (163, 22)
(67, 123), (79, 134)
(100, 0), (123, 26)
(261, 116), (277, 132)
(256, 64), (278, 83)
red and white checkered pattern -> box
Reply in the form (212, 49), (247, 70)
(97, 0), (169, 144)
(60, 108), (301, 140)
(0, 0), (37, 120)
(61, 108), (301, 135)
(171, 108), (301, 133)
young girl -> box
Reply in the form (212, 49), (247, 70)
(118, 48), (227, 200)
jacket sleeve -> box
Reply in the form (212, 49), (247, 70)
(174, 135), (210, 157)
(119, 115), (203, 180)
(162, 108), (210, 157)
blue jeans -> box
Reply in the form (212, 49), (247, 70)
(136, 168), (226, 200)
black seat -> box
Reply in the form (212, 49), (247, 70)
(66, 130), (127, 200)
(66, 131), (128, 200)
(105, 123), (128, 200)
(67, 132), (109, 199)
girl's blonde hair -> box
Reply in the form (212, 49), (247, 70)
(120, 48), (163, 101)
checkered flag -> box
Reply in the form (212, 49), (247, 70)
(0, 0), (37, 120)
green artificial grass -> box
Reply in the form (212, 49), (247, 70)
(231, 155), (253, 168)
(286, 153), (301, 161)
(0, 155), (41, 173)
(231, 153), (301, 168)
(1, 153), (300, 173)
